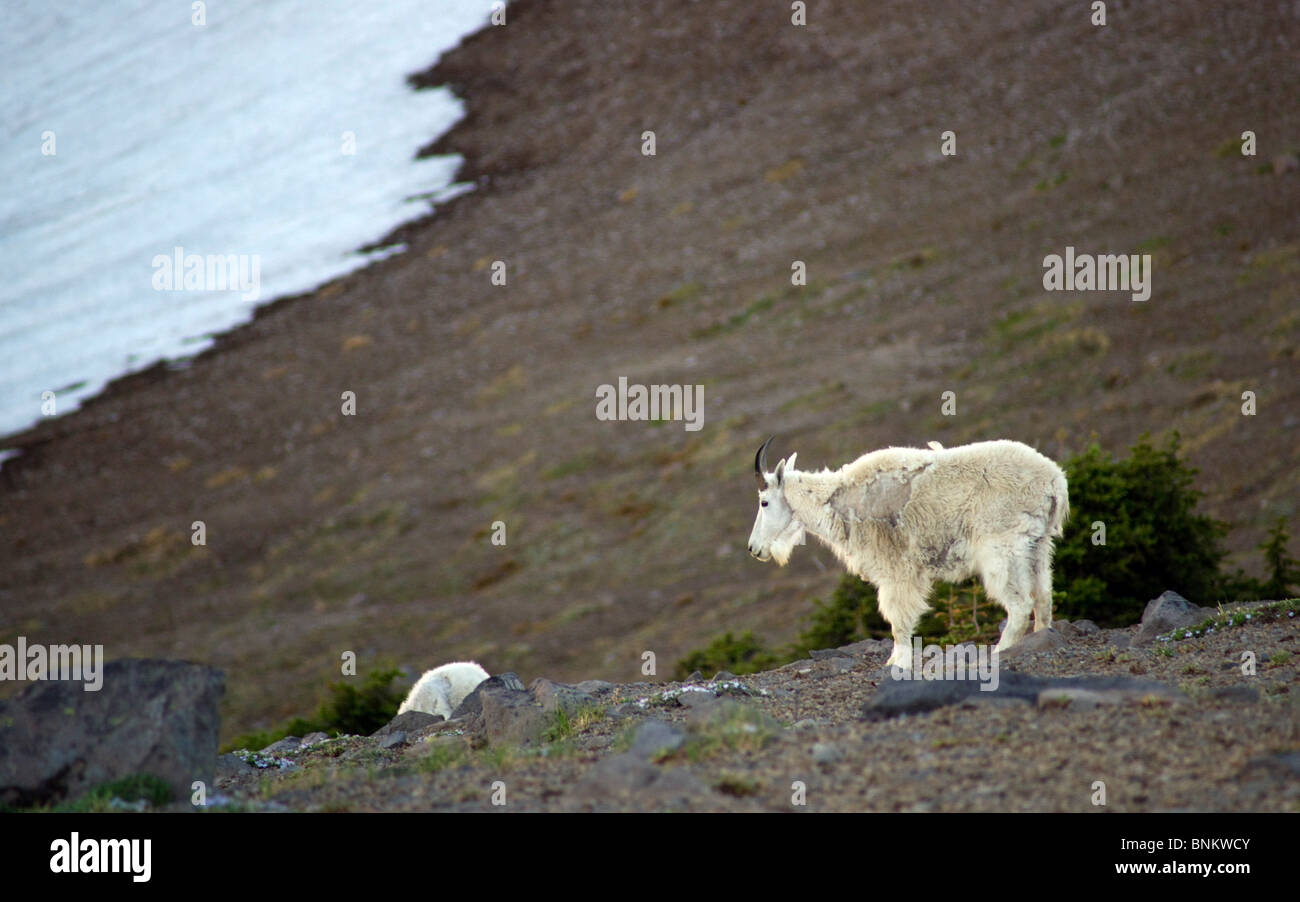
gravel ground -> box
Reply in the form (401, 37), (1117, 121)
(214, 607), (1299, 812)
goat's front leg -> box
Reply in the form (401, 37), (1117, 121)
(878, 581), (928, 672)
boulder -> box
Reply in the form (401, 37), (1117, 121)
(1133, 591), (1213, 646)
(863, 672), (1184, 720)
(378, 731), (408, 749)
(468, 681), (547, 747)
(628, 719), (685, 760)
(259, 736), (302, 756)
(451, 672), (525, 719)
(674, 687), (717, 708)
(574, 680), (616, 695)
(373, 711), (441, 737)
(1000, 627), (1070, 658)
(0, 659), (224, 808)
(571, 753), (710, 806)
(529, 678), (595, 715)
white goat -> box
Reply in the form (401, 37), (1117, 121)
(747, 437), (1068, 669)
(398, 661), (490, 719)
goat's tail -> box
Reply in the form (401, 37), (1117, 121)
(1048, 468), (1070, 538)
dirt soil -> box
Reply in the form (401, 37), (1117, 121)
(1, 0), (1297, 745)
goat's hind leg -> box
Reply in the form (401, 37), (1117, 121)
(982, 554), (1034, 652)
(1030, 538), (1054, 632)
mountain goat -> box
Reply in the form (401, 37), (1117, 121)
(747, 437), (1068, 670)
(398, 661), (490, 719)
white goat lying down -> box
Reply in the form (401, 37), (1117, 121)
(747, 437), (1069, 670)
(398, 661), (490, 719)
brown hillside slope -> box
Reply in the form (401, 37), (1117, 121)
(1, 0), (1297, 741)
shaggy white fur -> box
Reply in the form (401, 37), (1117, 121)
(748, 439), (1069, 670)
(397, 661), (490, 719)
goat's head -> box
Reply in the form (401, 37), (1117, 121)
(747, 436), (803, 565)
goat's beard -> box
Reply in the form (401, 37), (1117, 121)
(769, 523), (805, 567)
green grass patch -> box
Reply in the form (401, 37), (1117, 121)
(1161, 599), (1300, 644)
(692, 294), (776, 339)
(25, 774), (175, 813)
(1034, 171), (1069, 192)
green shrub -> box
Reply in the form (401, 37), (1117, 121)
(1257, 516), (1300, 599)
(788, 575), (1003, 655)
(788, 575), (888, 654)
(1053, 433), (1230, 624)
(226, 668), (404, 752)
(673, 631), (781, 680)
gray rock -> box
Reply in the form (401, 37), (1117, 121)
(791, 718), (819, 731)
(529, 678), (595, 715)
(711, 670), (737, 682)
(373, 711), (441, 737)
(300, 731), (330, 746)
(1133, 590), (1213, 646)
(0, 659), (224, 808)
(452, 672), (526, 719)
(629, 720), (685, 760)
(1052, 619), (1077, 636)
(215, 753), (255, 779)
(863, 672), (1185, 720)
(572, 752), (710, 805)
(812, 742), (843, 765)
(379, 731), (407, 749)
(1072, 620), (1101, 634)
(685, 670), (703, 682)
(1000, 628), (1070, 658)
(496, 672), (527, 691)
(469, 683), (547, 747)
(1244, 751), (1300, 777)
(837, 638), (891, 657)
(826, 656), (856, 673)
(574, 680), (615, 695)
(578, 753), (656, 793)
(259, 736), (301, 756)
(808, 648), (842, 660)
(674, 687), (717, 708)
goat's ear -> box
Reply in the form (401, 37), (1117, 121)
(785, 452), (797, 471)
(829, 464), (929, 526)
(775, 458), (786, 485)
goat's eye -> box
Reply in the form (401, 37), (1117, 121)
(761, 500), (768, 507)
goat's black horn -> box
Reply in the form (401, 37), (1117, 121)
(755, 436), (775, 481)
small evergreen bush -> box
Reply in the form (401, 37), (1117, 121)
(226, 668), (404, 752)
(673, 631), (781, 679)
